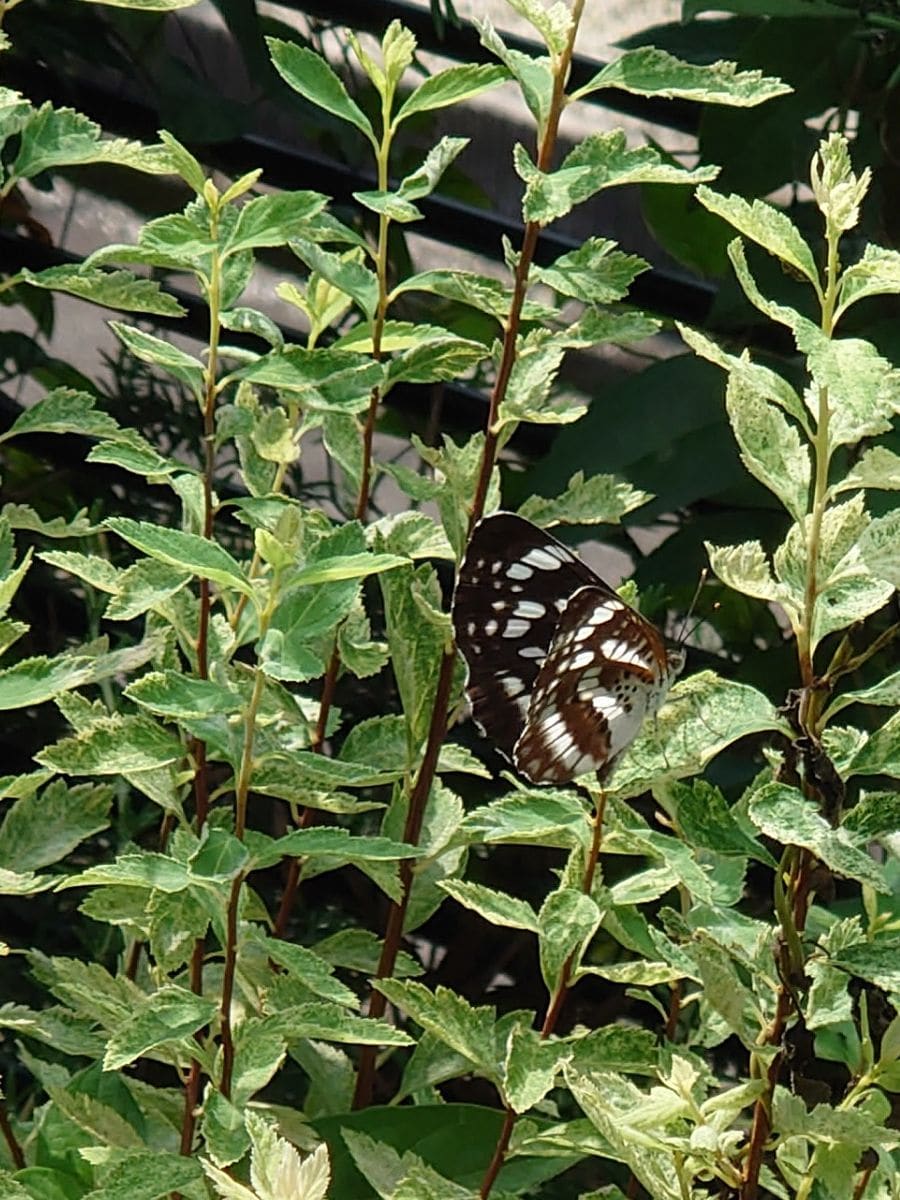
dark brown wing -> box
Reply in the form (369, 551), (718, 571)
(451, 513), (605, 761)
(513, 585), (672, 785)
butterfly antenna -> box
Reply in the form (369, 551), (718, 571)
(676, 568), (710, 647)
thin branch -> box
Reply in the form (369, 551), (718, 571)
(219, 874), (242, 1098)
(0, 1097), (25, 1169)
(480, 788), (607, 1197)
(353, 0), (588, 1114)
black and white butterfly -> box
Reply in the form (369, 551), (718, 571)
(451, 512), (685, 785)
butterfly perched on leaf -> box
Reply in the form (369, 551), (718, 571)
(451, 513), (685, 785)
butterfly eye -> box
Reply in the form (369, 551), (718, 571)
(452, 513), (683, 785)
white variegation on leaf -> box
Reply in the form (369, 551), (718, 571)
(202, 1113), (330, 1200)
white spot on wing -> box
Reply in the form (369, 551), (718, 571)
(484, 619), (498, 636)
(569, 649), (595, 671)
(503, 618), (531, 638)
(507, 562), (533, 580)
(518, 646), (545, 660)
(600, 638), (651, 668)
(523, 547), (563, 571)
(514, 600), (546, 619)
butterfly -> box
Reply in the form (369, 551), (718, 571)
(451, 512), (685, 785)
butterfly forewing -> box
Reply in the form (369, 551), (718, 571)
(451, 513), (600, 760)
(452, 513), (684, 785)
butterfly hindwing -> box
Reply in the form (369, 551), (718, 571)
(513, 585), (670, 784)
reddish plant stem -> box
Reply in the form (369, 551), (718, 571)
(274, 803), (317, 940)
(665, 980), (683, 1042)
(480, 790), (607, 1198)
(852, 1162), (875, 1200)
(352, 648), (458, 1108)
(178, 939), (206, 1155)
(219, 874), (243, 1098)
(479, 1109), (517, 1200)
(124, 938), (142, 982)
(740, 848), (813, 1199)
(354, 0), (587, 1117)
(0, 1098), (25, 1169)
(178, 258), (220, 1164)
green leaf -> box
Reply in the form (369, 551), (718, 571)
(106, 517), (253, 596)
(87, 433), (182, 479)
(267, 38), (375, 144)
(59, 851), (190, 893)
(574, 48), (791, 107)
(539, 888), (603, 992)
(836, 244), (900, 318)
(506, 0), (572, 52)
(667, 779), (776, 866)
(835, 446), (900, 494)
(395, 63), (508, 122)
(110, 322), (205, 395)
(291, 551), (408, 588)
(705, 539), (786, 606)
(268, 1001), (414, 1047)
(749, 782), (888, 891)
(11, 104), (171, 182)
(106, 558), (192, 621)
(386, 334), (488, 387)
(531, 237), (648, 304)
(807, 917), (864, 1029)
(565, 1069), (683, 1200)
(0, 637), (161, 711)
(391, 267), (552, 322)
(859, 508), (900, 589)
(376, 980), (499, 1079)
(125, 671), (240, 720)
(724, 371), (810, 521)
(380, 563), (448, 748)
(811, 131), (871, 235)
(391, 136), (469, 204)
(518, 471), (650, 527)
(0, 781), (112, 872)
(518, 132), (717, 226)
(69, 1151), (203, 1200)
(844, 710), (900, 781)
(796, 324), (900, 451)
(475, 18), (554, 134)
(464, 788), (589, 848)
(37, 713), (184, 777)
(260, 826), (422, 868)
(258, 938), (357, 1008)
(224, 189), (327, 256)
(0, 386), (119, 443)
(503, 1024), (568, 1114)
(288, 238), (380, 320)
(825, 667), (900, 720)
(438, 879), (539, 932)
(46, 1084), (143, 1149)
(232, 346), (382, 410)
(678, 323), (809, 431)
(497, 335), (578, 428)
(695, 186), (819, 288)
(613, 671), (784, 800)
(103, 985), (218, 1069)
(220, 306), (284, 349)
(19, 266), (185, 316)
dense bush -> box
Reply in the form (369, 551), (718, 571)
(1, 3), (899, 1199)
